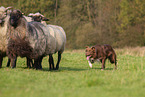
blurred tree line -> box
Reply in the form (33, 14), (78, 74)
(0, 0), (145, 49)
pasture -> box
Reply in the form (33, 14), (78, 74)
(0, 47), (145, 97)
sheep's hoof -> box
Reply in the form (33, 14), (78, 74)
(11, 67), (16, 69)
(54, 68), (59, 70)
(49, 68), (53, 71)
(55, 66), (59, 70)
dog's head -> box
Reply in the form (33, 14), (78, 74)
(85, 46), (96, 63)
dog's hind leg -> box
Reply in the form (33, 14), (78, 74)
(109, 54), (117, 70)
(114, 56), (117, 69)
(115, 61), (117, 69)
(101, 58), (106, 70)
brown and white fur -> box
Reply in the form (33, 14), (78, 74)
(85, 44), (117, 70)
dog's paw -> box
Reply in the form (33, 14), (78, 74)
(101, 69), (104, 71)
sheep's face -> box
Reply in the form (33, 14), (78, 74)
(32, 15), (49, 22)
(28, 13), (49, 22)
(0, 11), (7, 26)
(32, 15), (42, 22)
(10, 10), (22, 28)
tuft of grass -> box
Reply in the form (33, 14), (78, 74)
(0, 47), (145, 97)
(116, 46), (145, 57)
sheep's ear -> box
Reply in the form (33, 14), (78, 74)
(5, 6), (13, 12)
(16, 9), (23, 17)
(42, 17), (49, 21)
(28, 13), (34, 17)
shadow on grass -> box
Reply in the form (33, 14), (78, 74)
(20, 67), (88, 72)
(92, 67), (114, 70)
(39, 67), (89, 72)
(105, 68), (114, 70)
(60, 67), (88, 71)
(6, 66), (114, 71)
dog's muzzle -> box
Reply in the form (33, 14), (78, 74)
(86, 56), (94, 68)
(89, 58), (94, 63)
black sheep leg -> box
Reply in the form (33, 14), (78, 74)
(49, 54), (54, 70)
(6, 58), (11, 67)
(56, 52), (61, 70)
(34, 57), (42, 70)
(30, 59), (34, 68)
(26, 58), (31, 68)
(34, 59), (38, 70)
(38, 56), (43, 69)
(0, 56), (3, 68)
(10, 56), (17, 68)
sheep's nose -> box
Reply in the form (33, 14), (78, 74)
(10, 19), (15, 25)
(90, 58), (94, 63)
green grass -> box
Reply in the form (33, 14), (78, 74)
(0, 48), (145, 97)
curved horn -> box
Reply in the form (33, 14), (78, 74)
(34, 12), (45, 17)
(28, 13), (34, 17)
(5, 6), (13, 12)
(40, 14), (44, 17)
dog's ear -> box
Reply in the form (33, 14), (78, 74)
(91, 47), (96, 53)
(85, 46), (89, 48)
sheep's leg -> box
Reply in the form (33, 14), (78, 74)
(26, 58), (31, 68)
(34, 59), (38, 70)
(6, 58), (11, 67)
(38, 56), (43, 69)
(34, 57), (42, 70)
(49, 54), (54, 70)
(10, 57), (17, 68)
(56, 52), (61, 70)
(0, 56), (3, 68)
(49, 56), (52, 70)
(30, 59), (34, 68)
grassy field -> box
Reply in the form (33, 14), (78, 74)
(0, 47), (145, 97)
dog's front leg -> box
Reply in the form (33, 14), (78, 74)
(88, 61), (92, 68)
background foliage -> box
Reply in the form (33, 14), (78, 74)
(0, 0), (145, 48)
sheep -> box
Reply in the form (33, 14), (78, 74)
(7, 9), (51, 69)
(27, 12), (49, 26)
(26, 12), (66, 70)
(7, 9), (66, 70)
(0, 6), (13, 68)
(47, 24), (66, 70)
(0, 7), (33, 68)
(23, 16), (33, 22)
